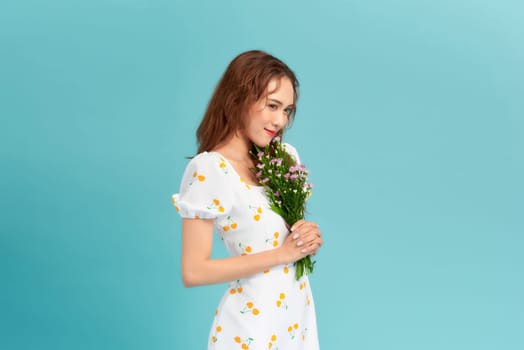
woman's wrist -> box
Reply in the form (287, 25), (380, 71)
(272, 246), (287, 266)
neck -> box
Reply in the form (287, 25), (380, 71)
(212, 133), (252, 162)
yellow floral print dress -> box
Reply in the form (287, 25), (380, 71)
(172, 144), (319, 350)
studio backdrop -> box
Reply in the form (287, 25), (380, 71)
(1, 1), (522, 349)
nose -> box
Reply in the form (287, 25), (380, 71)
(272, 111), (287, 128)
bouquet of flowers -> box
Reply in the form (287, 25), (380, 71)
(252, 138), (315, 280)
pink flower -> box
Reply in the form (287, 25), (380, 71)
(269, 158), (283, 166)
(249, 139), (316, 281)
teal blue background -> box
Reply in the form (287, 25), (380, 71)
(2, 0), (523, 349)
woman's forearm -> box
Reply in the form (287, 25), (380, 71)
(181, 218), (287, 287)
(180, 218), (319, 287)
(182, 248), (283, 287)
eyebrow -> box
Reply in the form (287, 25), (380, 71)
(268, 98), (295, 108)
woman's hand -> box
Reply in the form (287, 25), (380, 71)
(181, 218), (322, 287)
(277, 219), (322, 265)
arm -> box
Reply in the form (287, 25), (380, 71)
(181, 218), (322, 287)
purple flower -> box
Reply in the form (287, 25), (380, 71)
(256, 163), (265, 169)
(270, 158), (283, 166)
(261, 177), (270, 183)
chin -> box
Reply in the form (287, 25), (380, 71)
(253, 140), (271, 148)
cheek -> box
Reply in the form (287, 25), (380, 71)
(249, 110), (269, 125)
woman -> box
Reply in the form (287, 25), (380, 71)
(172, 50), (323, 349)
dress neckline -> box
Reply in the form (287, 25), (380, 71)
(205, 151), (265, 190)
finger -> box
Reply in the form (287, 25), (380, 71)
(303, 242), (321, 256)
(307, 239), (322, 250)
(290, 219), (308, 232)
(299, 227), (321, 243)
(290, 221), (309, 240)
(304, 238), (319, 248)
(306, 243), (321, 256)
(293, 223), (318, 238)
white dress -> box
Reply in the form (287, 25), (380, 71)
(172, 144), (319, 350)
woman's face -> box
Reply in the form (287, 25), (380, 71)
(243, 77), (295, 147)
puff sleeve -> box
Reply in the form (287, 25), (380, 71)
(172, 153), (232, 219)
(283, 142), (301, 164)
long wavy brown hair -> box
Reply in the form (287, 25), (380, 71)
(196, 50), (299, 154)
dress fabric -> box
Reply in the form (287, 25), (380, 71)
(172, 144), (319, 350)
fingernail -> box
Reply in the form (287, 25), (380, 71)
(301, 248), (308, 253)
(297, 241), (303, 247)
(292, 233), (299, 239)
(290, 226), (295, 232)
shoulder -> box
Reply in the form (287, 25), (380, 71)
(186, 151), (224, 169)
(180, 152), (229, 183)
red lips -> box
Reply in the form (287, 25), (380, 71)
(264, 128), (276, 137)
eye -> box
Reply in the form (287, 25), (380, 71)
(283, 107), (293, 116)
(268, 103), (278, 111)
